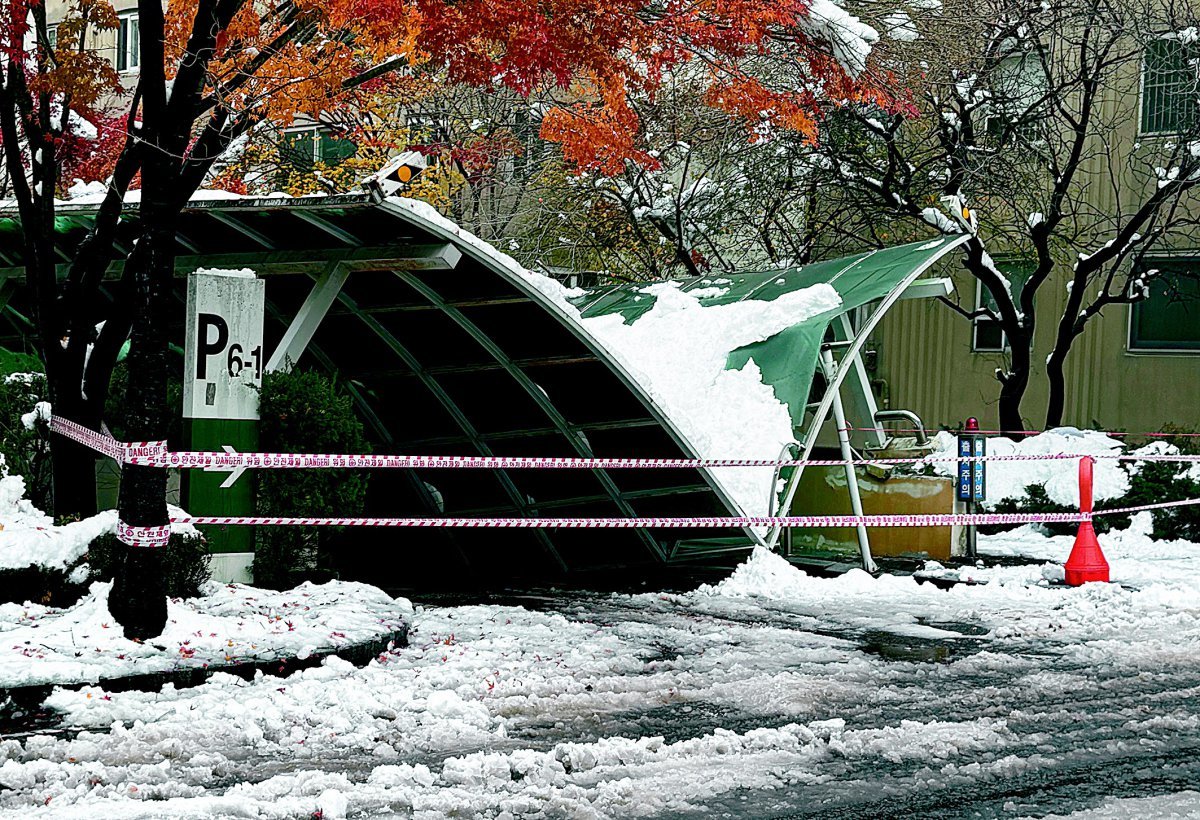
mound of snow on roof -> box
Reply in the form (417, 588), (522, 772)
(580, 282), (840, 517)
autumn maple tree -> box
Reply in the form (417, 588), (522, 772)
(1, 0), (899, 638)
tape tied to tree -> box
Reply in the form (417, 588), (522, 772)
(116, 520), (172, 548)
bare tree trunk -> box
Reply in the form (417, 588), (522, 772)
(998, 336), (1031, 435)
(46, 386), (99, 518)
(107, 204), (173, 640)
(1045, 354), (1067, 429)
(1044, 319), (1080, 428)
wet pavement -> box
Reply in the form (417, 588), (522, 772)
(4, 568), (1200, 819)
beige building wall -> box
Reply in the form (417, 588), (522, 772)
(45, 0), (139, 97)
(872, 29), (1200, 435)
(873, 263), (1200, 434)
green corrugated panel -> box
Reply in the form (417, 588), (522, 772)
(570, 238), (960, 424)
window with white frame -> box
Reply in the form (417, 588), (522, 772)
(984, 51), (1047, 146)
(116, 12), (139, 72)
(1129, 259), (1200, 352)
(46, 24), (57, 51)
(1141, 37), (1198, 135)
(973, 261), (1034, 352)
(279, 126), (356, 170)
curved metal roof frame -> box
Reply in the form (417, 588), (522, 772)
(386, 199), (971, 532)
(324, 281), (573, 571)
(0, 192), (968, 576)
(374, 197), (764, 546)
(764, 233), (971, 548)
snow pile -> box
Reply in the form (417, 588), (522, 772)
(1033, 790), (1200, 819)
(975, 511), (1200, 590)
(0, 476), (111, 572)
(0, 480), (197, 573)
(0, 579), (410, 688)
(581, 283), (840, 516)
(696, 546), (862, 600)
(925, 428), (1129, 506)
(1129, 439), (1200, 482)
(19, 400), (50, 430)
(389, 196), (841, 517)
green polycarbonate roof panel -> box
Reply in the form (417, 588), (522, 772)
(570, 237), (962, 425)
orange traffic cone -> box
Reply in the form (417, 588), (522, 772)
(1063, 455), (1109, 585)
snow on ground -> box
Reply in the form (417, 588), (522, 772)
(0, 580), (410, 688)
(0, 515), (1197, 818)
(0, 477), (194, 573)
(1031, 790), (1200, 818)
(926, 428), (1130, 506)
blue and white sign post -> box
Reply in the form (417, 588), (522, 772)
(956, 417), (987, 558)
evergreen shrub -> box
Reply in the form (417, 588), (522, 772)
(0, 370), (51, 510)
(253, 369), (369, 589)
(983, 429), (1200, 541)
(87, 531), (212, 599)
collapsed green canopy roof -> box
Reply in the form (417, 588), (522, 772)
(569, 237), (966, 425)
(0, 192), (968, 575)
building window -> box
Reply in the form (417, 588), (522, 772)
(1141, 38), (1198, 135)
(1129, 261), (1200, 351)
(116, 12), (139, 72)
(973, 261), (1034, 352)
(46, 24), (57, 51)
(279, 126), (357, 170)
(984, 51), (1046, 146)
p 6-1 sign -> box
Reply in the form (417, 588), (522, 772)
(183, 269), (266, 421)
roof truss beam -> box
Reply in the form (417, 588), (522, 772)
(266, 263), (350, 373)
(333, 286), (571, 573)
(11, 244), (465, 282)
(395, 270), (669, 564)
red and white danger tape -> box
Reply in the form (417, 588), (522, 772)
(172, 513), (1081, 528)
(47, 416), (1200, 471)
(168, 496), (1200, 530)
(47, 416), (1200, 534)
(116, 520), (172, 548)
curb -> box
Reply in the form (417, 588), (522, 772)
(0, 623), (409, 716)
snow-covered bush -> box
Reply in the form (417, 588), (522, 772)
(985, 430), (1200, 540)
(254, 369), (369, 589)
(1119, 429), (1200, 541)
(86, 531), (211, 599)
(0, 369), (51, 511)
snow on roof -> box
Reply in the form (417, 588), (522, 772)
(580, 283), (841, 518)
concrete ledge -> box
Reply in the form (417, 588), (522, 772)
(0, 623), (408, 717)
(208, 551), (254, 583)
